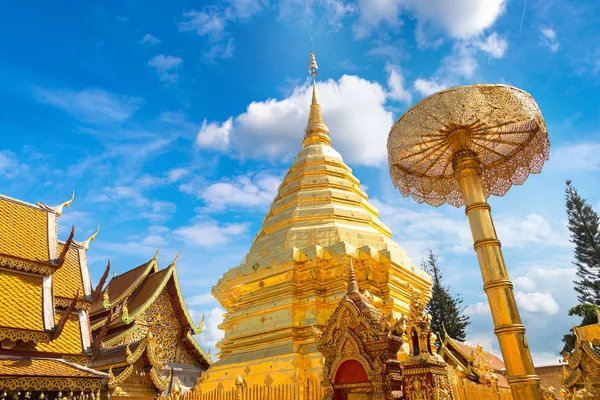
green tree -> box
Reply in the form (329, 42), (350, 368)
(561, 181), (600, 354)
(566, 180), (600, 305)
(561, 304), (600, 354)
(422, 250), (470, 347)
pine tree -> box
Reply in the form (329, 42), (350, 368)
(566, 180), (600, 304)
(422, 250), (470, 347)
(561, 181), (600, 354)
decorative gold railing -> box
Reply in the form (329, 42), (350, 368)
(159, 376), (512, 400)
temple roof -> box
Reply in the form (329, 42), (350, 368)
(36, 312), (83, 355)
(55, 241), (93, 307)
(90, 255), (211, 368)
(88, 341), (143, 369)
(0, 269), (45, 332)
(90, 257), (158, 314)
(0, 195), (58, 273)
(0, 356), (108, 392)
(0, 356), (107, 378)
(439, 335), (509, 388)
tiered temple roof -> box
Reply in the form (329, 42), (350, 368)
(89, 252), (211, 397)
(0, 193), (108, 394)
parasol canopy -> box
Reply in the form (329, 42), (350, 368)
(387, 84), (550, 207)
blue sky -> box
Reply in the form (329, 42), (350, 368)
(2, 0), (600, 365)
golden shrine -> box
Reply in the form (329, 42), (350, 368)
(87, 251), (212, 399)
(195, 50), (431, 395)
(0, 193), (108, 396)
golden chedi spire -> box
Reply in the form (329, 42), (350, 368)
(203, 50), (431, 394)
(303, 50), (330, 147)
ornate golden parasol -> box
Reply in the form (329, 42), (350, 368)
(387, 84), (549, 400)
(388, 84), (549, 207)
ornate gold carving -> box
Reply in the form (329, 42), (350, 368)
(0, 327), (50, 343)
(0, 256), (55, 275)
(54, 297), (91, 311)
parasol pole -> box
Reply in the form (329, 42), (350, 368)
(450, 130), (541, 399)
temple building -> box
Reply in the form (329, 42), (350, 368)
(0, 193), (108, 396)
(439, 334), (510, 390)
(196, 51), (432, 394)
(88, 251), (212, 399)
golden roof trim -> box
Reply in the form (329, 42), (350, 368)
(36, 190), (75, 217)
(73, 223), (100, 251)
(103, 325), (139, 347)
(122, 264), (174, 324)
(103, 257), (159, 310)
(0, 255), (56, 275)
(0, 327), (51, 343)
(171, 265), (204, 334)
(186, 331), (213, 366)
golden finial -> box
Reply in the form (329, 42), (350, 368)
(198, 314), (205, 331)
(37, 190), (75, 216)
(235, 375), (244, 386)
(79, 223), (100, 251)
(153, 245), (161, 261)
(303, 49), (330, 147)
(171, 250), (182, 267)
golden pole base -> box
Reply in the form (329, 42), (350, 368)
(453, 150), (542, 400)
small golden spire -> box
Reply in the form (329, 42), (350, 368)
(347, 259), (359, 295)
(171, 250), (182, 267)
(303, 50), (330, 147)
(153, 245), (161, 261)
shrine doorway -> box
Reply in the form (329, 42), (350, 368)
(333, 359), (372, 400)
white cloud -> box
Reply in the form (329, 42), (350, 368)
(202, 38), (235, 63)
(175, 221), (249, 247)
(279, 0), (355, 31)
(196, 118), (232, 150)
(547, 142), (600, 172)
(540, 27), (560, 53)
(0, 150), (29, 179)
(167, 168), (190, 183)
(33, 87), (142, 123)
(415, 31), (508, 90)
(413, 78), (446, 97)
(353, 0), (505, 40)
(494, 214), (570, 249)
(148, 55), (184, 82)
(192, 173), (281, 211)
(140, 33), (161, 44)
(188, 292), (217, 306)
(178, 2), (264, 61)
(473, 32), (508, 58)
(465, 302), (489, 316)
(195, 306), (225, 353)
(515, 291), (560, 314)
(195, 75), (394, 166)
(408, 0), (506, 39)
(90, 185), (176, 221)
(385, 63), (412, 104)
(179, 9), (228, 38)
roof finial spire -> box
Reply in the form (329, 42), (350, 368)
(303, 49), (330, 148)
(347, 258), (359, 295)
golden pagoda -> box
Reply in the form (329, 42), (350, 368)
(196, 51), (431, 395)
(88, 251), (212, 399)
(0, 193), (108, 396)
